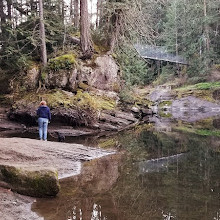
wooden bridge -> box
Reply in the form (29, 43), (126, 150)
(135, 44), (188, 65)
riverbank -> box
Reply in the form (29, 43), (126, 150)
(0, 187), (42, 220)
(0, 137), (115, 196)
(0, 137), (116, 219)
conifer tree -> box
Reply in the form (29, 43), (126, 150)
(80, 0), (93, 58)
(39, 0), (47, 66)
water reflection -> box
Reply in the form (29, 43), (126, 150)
(31, 121), (220, 220)
(66, 203), (107, 220)
(138, 153), (187, 174)
(213, 210), (220, 220)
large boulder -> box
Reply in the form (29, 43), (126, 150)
(45, 55), (120, 92)
(23, 67), (40, 90)
(80, 55), (120, 91)
(0, 165), (59, 197)
(46, 68), (78, 91)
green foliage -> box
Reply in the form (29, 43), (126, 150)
(153, 65), (176, 85)
(159, 111), (172, 118)
(161, 0), (220, 78)
(116, 45), (148, 86)
(177, 82), (220, 91)
(186, 76), (207, 85)
(0, 1), (75, 71)
(195, 82), (220, 90)
(159, 100), (172, 108)
(119, 86), (136, 104)
(47, 54), (76, 71)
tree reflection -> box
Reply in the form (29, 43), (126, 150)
(32, 126), (220, 220)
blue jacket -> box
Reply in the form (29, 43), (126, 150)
(37, 106), (51, 121)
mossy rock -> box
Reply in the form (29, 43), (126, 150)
(47, 54), (76, 71)
(159, 111), (172, 118)
(98, 138), (118, 149)
(159, 101), (172, 108)
(78, 82), (89, 91)
(0, 165), (60, 197)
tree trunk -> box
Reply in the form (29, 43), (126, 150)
(96, 0), (103, 28)
(39, 0), (47, 66)
(62, 0), (65, 23)
(80, 0), (93, 58)
(203, 0), (210, 52)
(7, 0), (12, 21)
(0, 0), (6, 49)
(109, 12), (121, 53)
(74, 0), (79, 28)
(0, 1), (6, 24)
(70, 0), (73, 23)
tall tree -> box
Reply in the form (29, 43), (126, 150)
(39, 0), (47, 66)
(80, 0), (93, 58)
(74, 0), (79, 29)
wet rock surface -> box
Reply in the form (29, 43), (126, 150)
(0, 138), (115, 198)
(8, 105), (139, 134)
(170, 96), (220, 122)
(0, 187), (43, 220)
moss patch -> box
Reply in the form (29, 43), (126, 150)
(98, 138), (118, 149)
(47, 54), (76, 71)
(159, 100), (172, 108)
(174, 82), (220, 102)
(159, 111), (172, 118)
(13, 89), (117, 113)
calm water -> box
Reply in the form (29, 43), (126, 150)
(29, 117), (220, 220)
(2, 118), (220, 219)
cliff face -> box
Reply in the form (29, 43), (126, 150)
(19, 54), (120, 93)
(5, 54), (142, 133)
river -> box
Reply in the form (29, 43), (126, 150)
(2, 116), (220, 219)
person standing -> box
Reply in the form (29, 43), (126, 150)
(37, 101), (51, 141)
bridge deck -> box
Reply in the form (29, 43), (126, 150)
(135, 44), (188, 65)
(142, 55), (188, 65)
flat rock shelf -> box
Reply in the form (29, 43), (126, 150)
(0, 138), (115, 197)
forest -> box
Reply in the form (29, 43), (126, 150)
(0, 0), (219, 89)
(0, 1), (220, 219)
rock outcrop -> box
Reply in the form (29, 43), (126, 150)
(0, 138), (115, 197)
(45, 55), (120, 92)
(0, 165), (59, 197)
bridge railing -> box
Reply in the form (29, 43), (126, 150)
(135, 44), (188, 65)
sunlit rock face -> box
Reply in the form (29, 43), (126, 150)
(79, 55), (120, 91)
(11, 66), (40, 91)
(45, 55), (120, 92)
(23, 67), (39, 90)
(46, 68), (77, 91)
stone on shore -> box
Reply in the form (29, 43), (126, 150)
(0, 138), (115, 197)
(0, 165), (59, 197)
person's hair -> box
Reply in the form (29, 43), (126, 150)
(40, 101), (47, 106)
